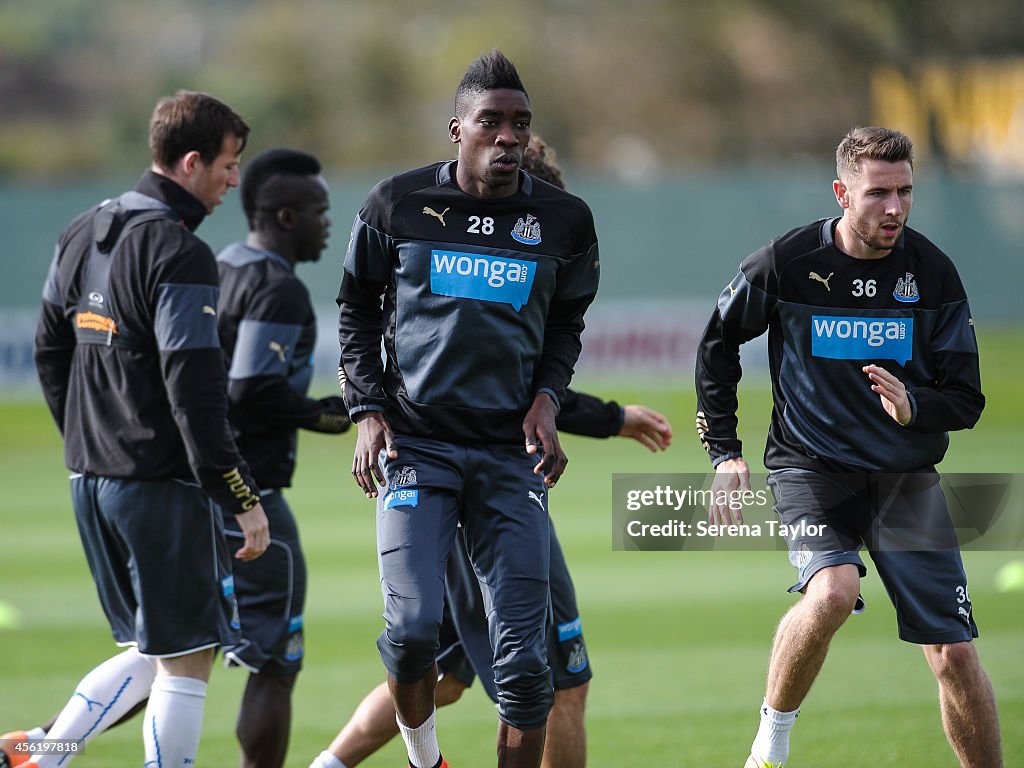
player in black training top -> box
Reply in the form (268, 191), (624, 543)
(338, 51), (599, 768)
(312, 135), (667, 768)
(13, 148), (348, 768)
(216, 147), (351, 768)
(31, 91), (268, 768)
(695, 127), (1001, 768)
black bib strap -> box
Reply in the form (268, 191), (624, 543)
(74, 193), (178, 350)
(819, 217), (840, 247)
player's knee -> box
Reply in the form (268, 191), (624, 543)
(805, 566), (860, 619)
(377, 621), (439, 683)
(156, 647), (216, 681)
(924, 641), (978, 682)
(497, 680), (554, 731)
(495, 660), (554, 729)
(815, 585), (859, 618)
(247, 671), (296, 700)
(236, 672), (295, 744)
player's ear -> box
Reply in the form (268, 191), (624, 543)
(276, 207), (296, 230)
(449, 116), (461, 144)
(182, 150), (203, 176)
(833, 179), (850, 209)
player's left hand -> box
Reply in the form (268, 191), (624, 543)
(233, 502), (271, 561)
(352, 411), (396, 498)
(708, 457), (750, 527)
(523, 392), (568, 488)
(619, 405), (673, 452)
(863, 364), (912, 425)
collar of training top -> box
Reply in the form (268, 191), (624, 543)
(136, 169), (208, 232)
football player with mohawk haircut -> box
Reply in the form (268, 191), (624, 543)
(337, 50), (600, 768)
(310, 134), (670, 768)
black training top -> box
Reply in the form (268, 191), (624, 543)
(34, 171), (260, 516)
(696, 217), (984, 472)
(216, 242), (349, 490)
(338, 161), (600, 443)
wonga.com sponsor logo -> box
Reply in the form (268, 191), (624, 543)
(811, 315), (914, 364)
(430, 250), (536, 311)
(384, 487), (419, 510)
(557, 616), (583, 642)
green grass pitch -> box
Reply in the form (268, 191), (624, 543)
(1, 328), (1021, 766)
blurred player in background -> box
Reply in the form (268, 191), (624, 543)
(216, 146), (352, 768)
(310, 136), (671, 768)
(695, 126), (1001, 767)
(25, 90), (268, 768)
(5, 147), (351, 768)
(338, 50), (600, 768)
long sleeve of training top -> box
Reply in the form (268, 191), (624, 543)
(556, 389), (624, 438)
(36, 239), (83, 434)
(34, 171), (261, 516)
(338, 161), (599, 443)
(695, 217), (984, 472)
(694, 261), (774, 466)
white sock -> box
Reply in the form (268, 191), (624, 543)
(34, 648), (156, 767)
(397, 709), (440, 768)
(750, 699), (799, 765)
(143, 676), (207, 768)
(308, 749), (347, 768)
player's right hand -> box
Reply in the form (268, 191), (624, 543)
(863, 364), (912, 425)
(708, 457), (750, 528)
(523, 392), (568, 487)
(352, 411), (396, 498)
(234, 502), (270, 560)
